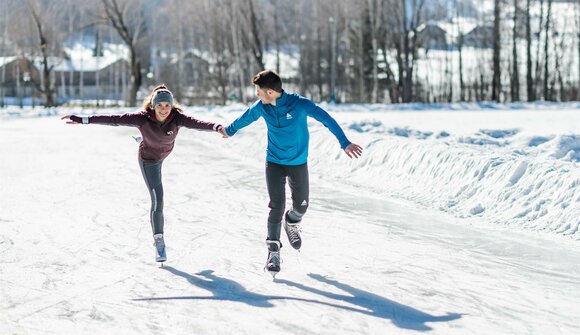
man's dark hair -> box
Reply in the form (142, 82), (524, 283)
(252, 70), (282, 92)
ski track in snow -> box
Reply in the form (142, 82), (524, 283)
(0, 116), (578, 334)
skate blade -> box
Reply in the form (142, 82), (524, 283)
(268, 270), (279, 279)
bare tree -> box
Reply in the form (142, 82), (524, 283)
(511, 0), (520, 102)
(455, 0), (465, 102)
(386, 0), (426, 102)
(244, 0), (265, 70)
(101, 0), (147, 106)
(0, 1), (9, 106)
(534, 0), (545, 99)
(491, 0), (501, 101)
(525, 0), (534, 101)
(23, 1), (70, 107)
(357, 2), (369, 102)
(216, 4), (235, 104)
(230, 1), (247, 103)
(543, 0), (552, 100)
(367, 0), (382, 103)
(329, 15), (337, 102)
(269, 0), (281, 75)
(553, 21), (565, 101)
(577, 0), (580, 100)
(377, 5), (399, 103)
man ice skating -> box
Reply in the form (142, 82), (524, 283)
(219, 70), (363, 277)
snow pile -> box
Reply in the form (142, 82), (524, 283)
(307, 124), (579, 239)
(315, 128), (577, 236)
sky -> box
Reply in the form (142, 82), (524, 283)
(0, 103), (579, 334)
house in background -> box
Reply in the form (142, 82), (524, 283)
(0, 42), (130, 106)
(417, 23), (449, 50)
(462, 25), (494, 49)
(0, 57), (39, 107)
(52, 43), (130, 105)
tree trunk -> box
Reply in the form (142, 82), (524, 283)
(29, 5), (55, 107)
(329, 16), (337, 102)
(246, 0), (265, 70)
(554, 34), (564, 101)
(314, 4), (323, 100)
(367, 0), (379, 103)
(358, 13), (365, 102)
(543, 0), (552, 100)
(379, 40), (398, 103)
(176, 5), (184, 101)
(491, 0), (501, 102)
(101, 0), (145, 107)
(129, 50), (141, 107)
(402, 3), (410, 102)
(398, 0), (425, 103)
(231, 1), (246, 103)
(272, 0), (280, 74)
(511, 0), (520, 102)
(525, 0), (534, 101)
(0, 6), (6, 107)
(458, 37), (465, 101)
(535, 0), (544, 99)
(578, 2), (580, 100)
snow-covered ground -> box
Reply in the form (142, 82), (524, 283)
(0, 103), (579, 334)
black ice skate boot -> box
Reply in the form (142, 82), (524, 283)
(284, 211), (302, 250)
(265, 239), (281, 278)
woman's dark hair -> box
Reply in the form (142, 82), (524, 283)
(143, 84), (182, 112)
(252, 70), (282, 93)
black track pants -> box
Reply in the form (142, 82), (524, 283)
(265, 161), (309, 241)
(139, 160), (164, 235)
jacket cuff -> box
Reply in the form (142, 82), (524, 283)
(340, 140), (352, 150)
(70, 115), (88, 124)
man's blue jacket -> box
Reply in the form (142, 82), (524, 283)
(225, 91), (351, 166)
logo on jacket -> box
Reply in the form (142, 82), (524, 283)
(286, 113), (293, 120)
(167, 131), (174, 136)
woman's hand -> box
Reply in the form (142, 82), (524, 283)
(61, 115), (80, 124)
(217, 125), (230, 138)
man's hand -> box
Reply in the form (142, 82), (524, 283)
(344, 143), (363, 159)
(217, 126), (230, 138)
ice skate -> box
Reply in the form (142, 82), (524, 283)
(265, 240), (281, 278)
(284, 211), (302, 250)
(153, 233), (167, 263)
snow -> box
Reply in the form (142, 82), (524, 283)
(0, 56), (16, 67)
(0, 102), (579, 334)
(52, 43), (129, 72)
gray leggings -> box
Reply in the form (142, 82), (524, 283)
(139, 160), (164, 235)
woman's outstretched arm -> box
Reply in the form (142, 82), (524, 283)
(61, 112), (145, 127)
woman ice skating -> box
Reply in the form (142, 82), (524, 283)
(62, 84), (223, 263)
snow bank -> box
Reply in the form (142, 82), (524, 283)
(309, 125), (579, 238)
